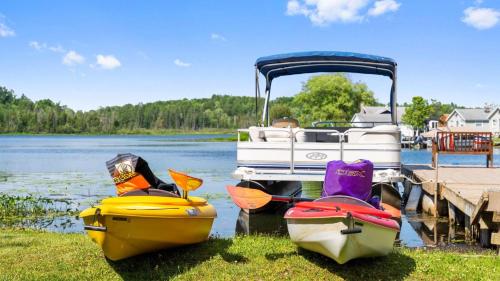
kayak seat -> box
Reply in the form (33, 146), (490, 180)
(120, 188), (180, 197)
(315, 195), (375, 208)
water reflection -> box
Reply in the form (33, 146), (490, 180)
(235, 207), (289, 236)
(405, 212), (466, 246)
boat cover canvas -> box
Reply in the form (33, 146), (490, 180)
(321, 160), (374, 202)
(106, 153), (179, 196)
(256, 51), (396, 81)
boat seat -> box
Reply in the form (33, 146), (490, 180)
(120, 188), (180, 198)
(315, 195), (374, 208)
(272, 118), (299, 128)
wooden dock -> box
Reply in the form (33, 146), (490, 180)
(402, 164), (500, 250)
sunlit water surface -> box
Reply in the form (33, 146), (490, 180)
(1, 135), (498, 247)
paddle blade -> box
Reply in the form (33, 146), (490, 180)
(380, 203), (402, 219)
(226, 186), (272, 209)
(168, 169), (203, 192)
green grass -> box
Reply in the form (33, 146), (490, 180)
(0, 128), (236, 136)
(196, 132), (249, 142)
(494, 137), (500, 146)
(0, 229), (498, 281)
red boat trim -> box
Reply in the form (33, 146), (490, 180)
(285, 206), (400, 231)
(293, 201), (393, 219)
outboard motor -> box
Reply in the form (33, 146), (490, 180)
(106, 153), (180, 196)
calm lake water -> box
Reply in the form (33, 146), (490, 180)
(1, 135), (498, 246)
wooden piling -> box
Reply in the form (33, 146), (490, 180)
(402, 164), (500, 251)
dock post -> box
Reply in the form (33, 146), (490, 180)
(447, 202), (456, 242)
(464, 215), (473, 242)
(479, 217), (491, 247)
(434, 154), (439, 218)
(448, 202), (456, 225)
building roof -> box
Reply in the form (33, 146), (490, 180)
(448, 108), (494, 122)
(487, 107), (500, 119)
(353, 106), (406, 123)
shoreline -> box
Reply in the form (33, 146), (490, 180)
(0, 129), (235, 136)
(0, 228), (498, 280)
(0, 130), (248, 142)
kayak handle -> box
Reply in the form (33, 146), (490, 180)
(84, 225), (107, 232)
(341, 212), (362, 235)
(341, 227), (362, 235)
(271, 195), (315, 203)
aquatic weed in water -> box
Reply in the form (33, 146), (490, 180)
(0, 193), (79, 229)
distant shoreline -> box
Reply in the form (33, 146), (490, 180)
(0, 129), (248, 142)
(0, 129), (235, 136)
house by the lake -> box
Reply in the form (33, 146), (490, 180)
(447, 107), (500, 136)
(351, 106), (414, 139)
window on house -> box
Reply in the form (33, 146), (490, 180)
(475, 123), (482, 127)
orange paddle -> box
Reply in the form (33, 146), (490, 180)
(380, 203), (402, 219)
(226, 185), (312, 209)
(226, 186), (396, 219)
(169, 169), (203, 199)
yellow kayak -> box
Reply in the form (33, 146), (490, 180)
(80, 192), (217, 261)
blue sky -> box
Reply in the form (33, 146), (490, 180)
(0, 0), (499, 110)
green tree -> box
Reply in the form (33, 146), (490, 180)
(270, 104), (292, 120)
(428, 99), (462, 120)
(291, 74), (378, 125)
(402, 96), (431, 130)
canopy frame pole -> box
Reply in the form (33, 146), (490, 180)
(390, 65), (398, 125)
(261, 78), (271, 126)
(255, 67), (260, 125)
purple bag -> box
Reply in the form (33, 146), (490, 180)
(321, 159), (374, 201)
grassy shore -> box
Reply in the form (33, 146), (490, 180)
(0, 229), (498, 281)
(0, 128), (236, 136)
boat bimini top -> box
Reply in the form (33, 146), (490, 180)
(254, 51), (398, 126)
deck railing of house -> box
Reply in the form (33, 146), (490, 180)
(432, 131), (494, 167)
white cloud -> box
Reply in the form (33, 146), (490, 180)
(63, 50), (85, 66)
(462, 7), (500, 30)
(29, 41), (66, 53)
(286, 0), (400, 25)
(211, 33), (227, 41)
(29, 41), (46, 50)
(96, 54), (121, 69)
(48, 45), (65, 53)
(0, 22), (15, 37)
(174, 59), (191, 67)
(368, 0), (401, 17)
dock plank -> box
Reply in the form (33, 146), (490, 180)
(402, 164), (500, 215)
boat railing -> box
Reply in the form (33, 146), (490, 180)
(238, 128), (342, 174)
(432, 131), (494, 168)
(238, 126), (401, 174)
(311, 121), (391, 128)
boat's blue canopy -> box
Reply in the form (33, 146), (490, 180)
(255, 51), (396, 82)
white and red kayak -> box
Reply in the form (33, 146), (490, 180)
(284, 196), (400, 264)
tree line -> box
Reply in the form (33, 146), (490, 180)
(0, 74), (463, 134)
(0, 86), (259, 134)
